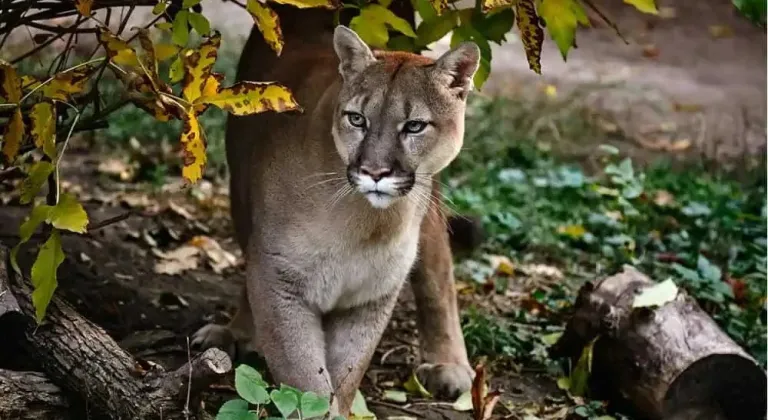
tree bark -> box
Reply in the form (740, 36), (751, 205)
(551, 265), (767, 420)
(0, 369), (70, 420)
(0, 245), (232, 420)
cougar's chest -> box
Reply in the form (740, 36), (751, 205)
(289, 214), (421, 313)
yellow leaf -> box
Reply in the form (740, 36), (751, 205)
(97, 28), (139, 67)
(137, 29), (160, 83)
(197, 81), (301, 116)
(30, 229), (65, 322)
(623, 0), (657, 14)
(75, 0), (93, 17)
(272, 0), (337, 8)
(481, 0), (514, 13)
(2, 109), (24, 161)
(429, 0), (447, 16)
(246, 0), (284, 56)
(193, 72), (223, 113)
(515, 0), (544, 74)
(155, 43), (181, 62)
(30, 102), (56, 159)
(21, 75), (41, 91)
(19, 161), (55, 205)
(181, 32), (221, 103)
(539, 0), (589, 59)
(41, 65), (95, 101)
(487, 254), (515, 276)
(557, 224), (586, 239)
(0, 61), (22, 103)
(543, 84), (557, 98)
(180, 109), (206, 183)
(49, 193), (89, 233)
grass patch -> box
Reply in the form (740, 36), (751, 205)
(451, 95), (767, 367)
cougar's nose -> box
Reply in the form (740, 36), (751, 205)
(359, 165), (392, 182)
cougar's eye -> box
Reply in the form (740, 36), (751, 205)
(403, 120), (428, 134)
(345, 112), (367, 129)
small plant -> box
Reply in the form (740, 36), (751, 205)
(217, 364), (339, 420)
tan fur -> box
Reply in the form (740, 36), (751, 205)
(192, 25), (479, 416)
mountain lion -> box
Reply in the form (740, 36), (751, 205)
(192, 11), (480, 416)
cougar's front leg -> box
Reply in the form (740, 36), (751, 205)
(409, 179), (474, 399)
(250, 256), (336, 412)
(325, 293), (400, 416)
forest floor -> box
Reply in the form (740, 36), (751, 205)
(1, 91), (765, 419)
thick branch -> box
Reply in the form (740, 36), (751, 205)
(0, 369), (70, 420)
(0, 245), (232, 419)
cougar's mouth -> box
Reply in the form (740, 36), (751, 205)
(346, 169), (415, 209)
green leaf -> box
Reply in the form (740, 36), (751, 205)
(403, 371), (432, 398)
(350, 390), (376, 419)
(697, 255), (722, 282)
(382, 389), (407, 403)
(350, 4), (417, 48)
(672, 263), (701, 283)
(48, 193), (89, 233)
(350, 15), (389, 48)
(30, 229), (64, 322)
(538, 0), (589, 59)
(188, 12), (211, 36)
(623, 0), (657, 14)
(11, 204), (53, 274)
(451, 390), (473, 411)
(387, 35), (417, 52)
(473, 9), (515, 44)
(169, 56), (185, 83)
(415, 11), (458, 47)
(270, 387), (299, 418)
(299, 391), (330, 419)
(19, 161), (54, 204)
(216, 399), (257, 420)
(19, 204), (52, 243)
(633, 278), (678, 308)
(152, 1), (168, 15)
(568, 337), (596, 396)
(172, 10), (190, 46)
(450, 25), (491, 89)
(235, 365), (270, 405)
(413, 0), (438, 21)
(182, 0), (202, 8)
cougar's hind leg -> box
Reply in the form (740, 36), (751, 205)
(409, 178), (474, 399)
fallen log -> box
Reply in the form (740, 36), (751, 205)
(0, 245), (232, 419)
(551, 265), (767, 420)
(0, 369), (70, 420)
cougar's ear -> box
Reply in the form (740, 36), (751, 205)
(333, 25), (376, 82)
(432, 42), (481, 99)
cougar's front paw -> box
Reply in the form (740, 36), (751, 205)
(191, 324), (237, 358)
(415, 363), (474, 400)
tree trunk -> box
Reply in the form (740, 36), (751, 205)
(0, 369), (70, 420)
(551, 265), (767, 420)
(0, 245), (232, 420)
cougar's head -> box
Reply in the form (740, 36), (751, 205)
(331, 25), (480, 209)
